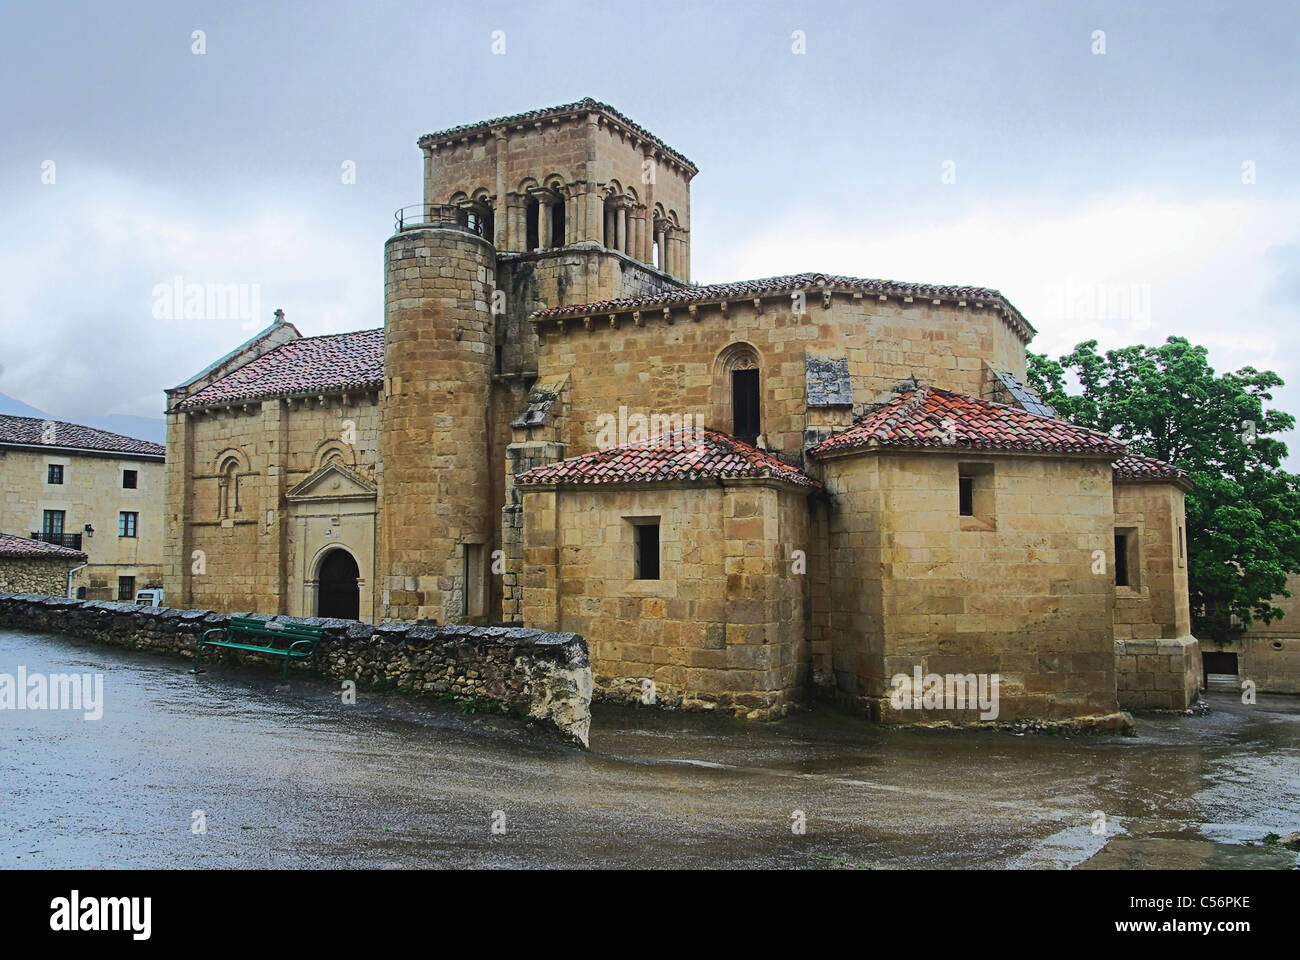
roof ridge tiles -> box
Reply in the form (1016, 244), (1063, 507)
(417, 97), (698, 173)
(517, 427), (820, 489)
(174, 327), (385, 410)
(0, 413), (165, 457)
(530, 272), (1035, 341)
(809, 386), (1126, 459)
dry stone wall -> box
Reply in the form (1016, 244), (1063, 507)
(0, 593), (592, 747)
(0, 558), (75, 596)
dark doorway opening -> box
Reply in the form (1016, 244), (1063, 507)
(1203, 651), (1239, 675)
(1203, 650), (1239, 691)
(318, 549), (360, 620)
(732, 368), (760, 445)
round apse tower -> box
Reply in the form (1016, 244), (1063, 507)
(379, 206), (496, 624)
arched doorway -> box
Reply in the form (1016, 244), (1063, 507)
(317, 548), (360, 620)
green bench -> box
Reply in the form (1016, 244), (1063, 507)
(194, 616), (322, 684)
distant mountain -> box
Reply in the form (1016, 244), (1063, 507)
(71, 414), (166, 446)
(0, 393), (166, 446)
(0, 392), (49, 419)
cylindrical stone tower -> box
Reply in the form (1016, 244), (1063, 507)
(379, 210), (496, 623)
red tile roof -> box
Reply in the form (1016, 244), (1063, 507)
(417, 97), (697, 173)
(531, 272), (1034, 340)
(175, 329), (384, 410)
(0, 415), (164, 458)
(809, 387), (1126, 458)
(516, 428), (821, 489)
(0, 531), (87, 561)
(1113, 453), (1192, 486)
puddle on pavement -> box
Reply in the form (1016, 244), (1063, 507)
(2, 627), (1298, 869)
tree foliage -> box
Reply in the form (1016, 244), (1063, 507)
(1026, 336), (1300, 640)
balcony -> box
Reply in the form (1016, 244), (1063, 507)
(30, 531), (83, 550)
(393, 203), (490, 238)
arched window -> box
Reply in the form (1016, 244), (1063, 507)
(218, 457), (240, 518)
(711, 343), (762, 446)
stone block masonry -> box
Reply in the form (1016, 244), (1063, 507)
(0, 593), (592, 747)
(1114, 636), (1201, 711)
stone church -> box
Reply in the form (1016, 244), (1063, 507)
(163, 98), (1195, 722)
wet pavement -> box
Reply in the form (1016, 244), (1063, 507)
(1, 627), (1297, 869)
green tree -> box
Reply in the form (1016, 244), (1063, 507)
(1026, 336), (1300, 640)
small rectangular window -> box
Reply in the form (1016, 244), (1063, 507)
(123, 469), (137, 489)
(47, 464), (64, 484)
(43, 510), (65, 536)
(118, 576), (135, 601)
(958, 476), (974, 516)
(119, 511), (138, 537)
(957, 463), (996, 529)
(1114, 533), (1130, 587)
(635, 523), (660, 580)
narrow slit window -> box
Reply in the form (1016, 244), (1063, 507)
(1114, 533), (1130, 587)
(732, 368), (760, 445)
(958, 476), (974, 517)
(463, 543), (484, 618)
(635, 523), (660, 580)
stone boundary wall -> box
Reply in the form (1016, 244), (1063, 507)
(0, 593), (592, 747)
(1114, 636), (1201, 710)
(1201, 635), (1300, 695)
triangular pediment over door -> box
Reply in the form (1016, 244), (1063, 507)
(286, 461), (377, 502)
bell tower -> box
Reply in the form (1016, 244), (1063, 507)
(377, 207), (496, 624)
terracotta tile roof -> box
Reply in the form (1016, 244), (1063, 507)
(531, 272), (1034, 340)
(417, 97), (697, 173)
(808, 387), (1126, 458)
(0, 531), (87, 561)
(175, 329), (384, 410)
(1113, 453), (1192, 486)
(0, 414), (164, 458)
(516, 428), (821, 489)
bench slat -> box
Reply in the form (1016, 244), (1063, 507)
(194, 620), (323, 683)
(204, 640), (314, 656)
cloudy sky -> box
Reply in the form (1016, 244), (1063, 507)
(1, 0), (1296, 441)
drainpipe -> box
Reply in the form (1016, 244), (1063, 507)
(67, 563), (88, 599)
